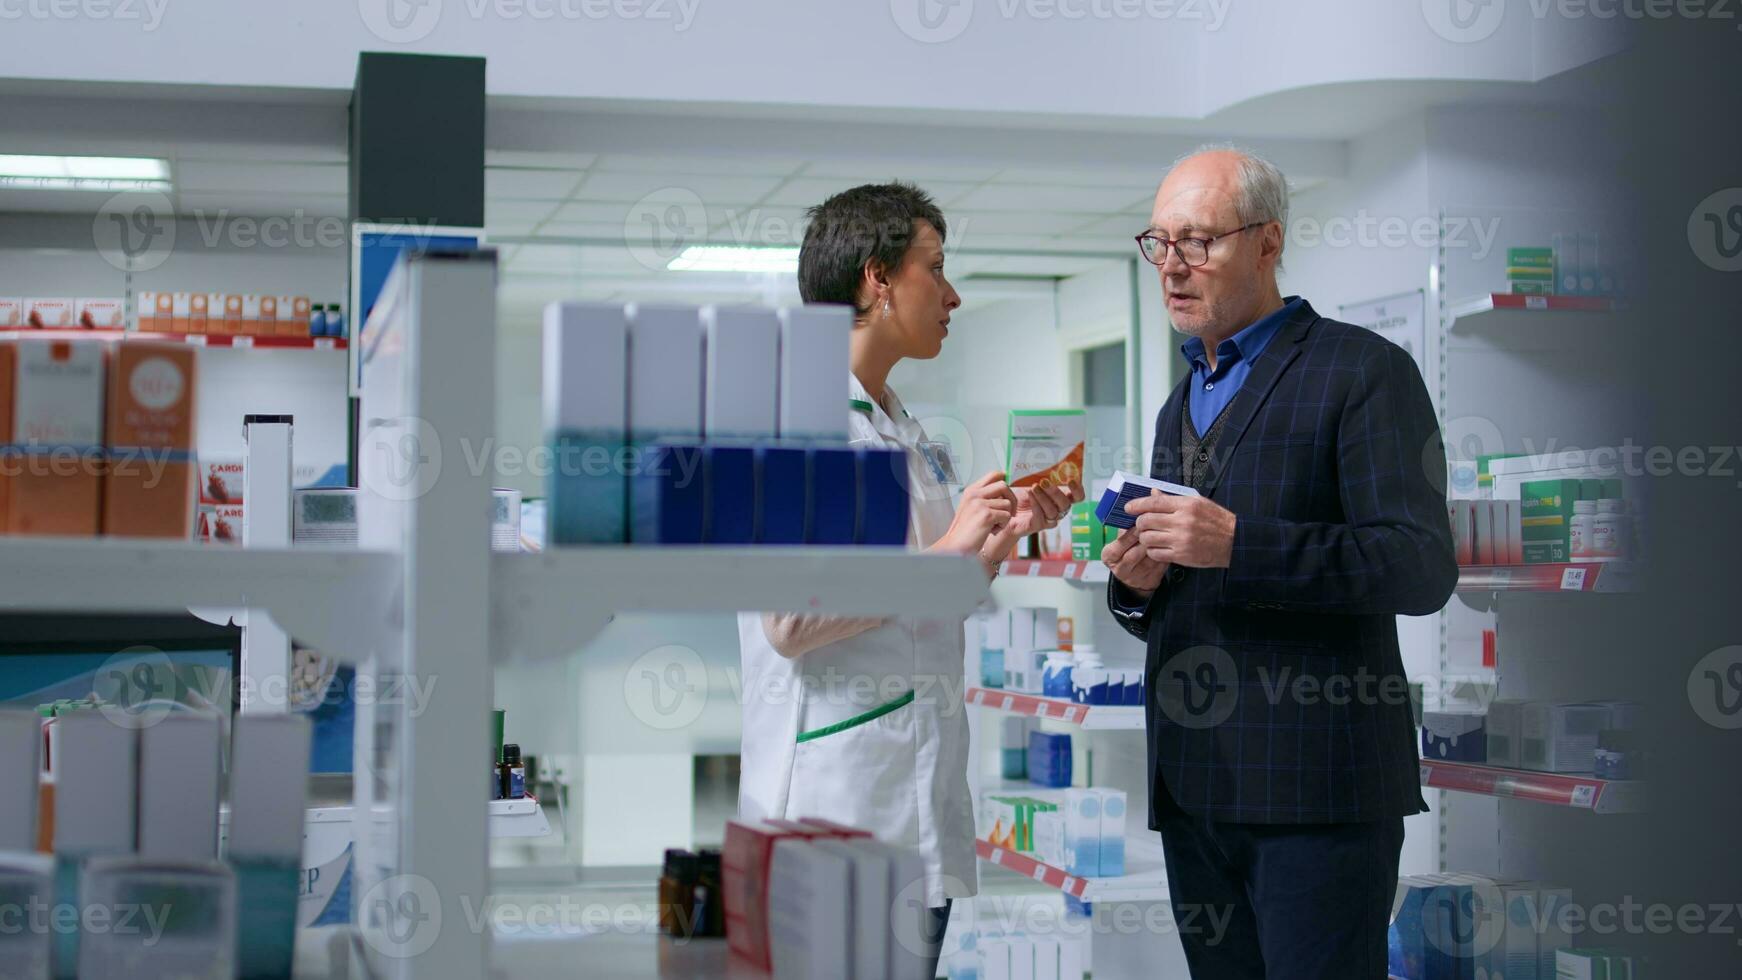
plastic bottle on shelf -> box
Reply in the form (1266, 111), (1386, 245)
(309, 304), (327, 337)
(1592, 498), (1628, 560)
(1569, 500), (1597, 562)
(326, 304), (345, 340)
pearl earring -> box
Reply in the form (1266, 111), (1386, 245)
(882, 299), (891, 318)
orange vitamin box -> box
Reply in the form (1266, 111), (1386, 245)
(103, 342), (197, 539)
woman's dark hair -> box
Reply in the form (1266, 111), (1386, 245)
(798, 182), (947, 315)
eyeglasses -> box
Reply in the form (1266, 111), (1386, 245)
(1135, 222), (1266, 267)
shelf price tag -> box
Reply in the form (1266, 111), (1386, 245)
(185, 334), (208, 346)
(990, 848), (1003, 863)
(1559, 567), (1588, 591)
(314, 338), (335, 349)
(1000, 695), (1014, 711)
(1062, 563), (1078, 578)
(233, 336), (254, 348)
(1026, 563), (1041, 577)
(1570, 785), (1597, 807)
(1031, 865), (1049, 882)
(1524, 295), (1549, 310)
(1420, 764), (1433, 784)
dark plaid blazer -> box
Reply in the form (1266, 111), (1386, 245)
(1109, 299), (1455, 827)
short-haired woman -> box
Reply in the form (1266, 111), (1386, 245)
(738, 183), (1082, 974)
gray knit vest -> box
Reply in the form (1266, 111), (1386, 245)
(1181, 397), (1234, 490)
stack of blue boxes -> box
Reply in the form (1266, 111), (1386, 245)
(543, 302), (909, 547)
(1026, 731), (1072, 789)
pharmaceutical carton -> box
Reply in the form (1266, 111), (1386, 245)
(1058, 938), (1083, 980)
(255, 295), (278, 337)
(1096, 788), (1126, 876)
(1519, 702), (1608, 773)
(171, 292), (192, 333)
(1422, 710), (1487, 764)
(1008, 937), (1035, 980)
(1032, 938), (1060, 980)
(1538, 887), (1575, 977)
(1473, 881), (1543, 980)
(227, 715), (310, 980)
(153, 292), (175, 333)
(980, 938), (1011, 980)
(768, 840), (852, 980)
(137, 715), (221, 860)
(0, 710), (41, 852)
(725, 821), (813, 971)
(6, 339), (104, 536)
(634, 442), (705, 544)
(51, 712), (138, 977)
(854, 840), (930, 980)
(189, 292), (209, 334)
(703, 306), (778, 439)
(75, 299), (124, 329)
(103, 342), (197, 538)
(0, 297), (22, 327)
(755, 445), (807, 544)
(624, 304), (704, 542)
(807, 446), (857, 545)
(704, 444), (757, 544)
(0, 343), (11, 529)
(1006, 410), (1085, 495)
(856, 446), (909, 546)
(777, 305), (851, 441)
(1485, 699), (1529, 768)
(221, 294), (244, 335)
(543, 303), (628, 544)
(1521, 479), (1582, 564)
(1061, 790), (1100, 878)
(1096, 469), (1199, 530)
(25, 298), (74, 328)
(812, 839), (890, 980)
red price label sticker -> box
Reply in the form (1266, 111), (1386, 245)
(1524, 295), (1549, 310)
(1559, 567), (1588, 591)
(233, 336), (253, 348)
(185, 334), (208, 346)
(314, 338), (335, 349)
(1000, 695), (1014, 711)
(1420, 764), (1433, 783)
(1027, 563), (1041, 577)
(1031, 865), (1049, 882)
(1571, 785), (1597, 807)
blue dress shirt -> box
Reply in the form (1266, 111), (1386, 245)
(1180, 296), (1304, 430)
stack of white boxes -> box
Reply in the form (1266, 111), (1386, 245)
(974, 934), (1085, 980)
(992, 608), (1060, 694)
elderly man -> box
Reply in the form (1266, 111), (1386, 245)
(1103, 147), (1458, 978)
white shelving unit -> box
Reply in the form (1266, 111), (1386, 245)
(338, 252), (993, 979)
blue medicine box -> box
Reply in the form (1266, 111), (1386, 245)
(755, 446), (808, 545)
(633, 442), (705, 544)
(807, 446), (858, 545)
(1027, 731), (1073, 788)
(856, 447), (909, 546)
(1421, 711), (1487, 764)
(704, 445), (756, 544)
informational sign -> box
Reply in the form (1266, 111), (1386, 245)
(349, 222), (483, 393)
(1341, 289), (1427, 376)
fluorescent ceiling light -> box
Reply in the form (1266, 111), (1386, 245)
(667, 245), (799, 274)
(0, 154), (171, 192)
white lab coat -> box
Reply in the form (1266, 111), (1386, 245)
(737, 374), (976, 908)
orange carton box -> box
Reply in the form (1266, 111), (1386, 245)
(4, 339), (105, 535)
(221, 294), (244, 335)
(189, 292), (210, 334)
(103, 342), (197, 539)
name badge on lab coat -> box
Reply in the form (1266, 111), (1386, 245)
(919, 440), (961, 488)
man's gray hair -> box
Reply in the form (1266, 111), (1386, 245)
(1167, 143), (1290, 270)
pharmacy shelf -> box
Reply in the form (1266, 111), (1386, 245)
(1, 328), (345, 349)
(489, 796), (554, 839)
(1447, 294), (1628, 348)
(966, 687), (1143, 730)
(493, 932), (749, 979)
(491, 548), (990, 661)
(976, 836), (1168, 903)
(1454, 560), (1636, 593)
(1000, 559), (1109, 584)
(1419, 760), (1644, 814)
(0, 537), (397, 663)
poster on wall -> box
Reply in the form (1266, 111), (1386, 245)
(1340, 289), (1427, 376)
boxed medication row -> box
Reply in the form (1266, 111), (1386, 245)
(1, 709), (310, 980)
(1390, 873), (1573, 980)
(0, 298), (125, 330)
(970, 933), (1085, 980)
(1492, 699), (1638, 774)
(1030, 788), (1127, 879)
(1556, 947), (1650, 978)
(545, 302), (881, 546)
(0, 338), (198, 539)
(135, 292), (330, 338)
(724, 817), (932, 978)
